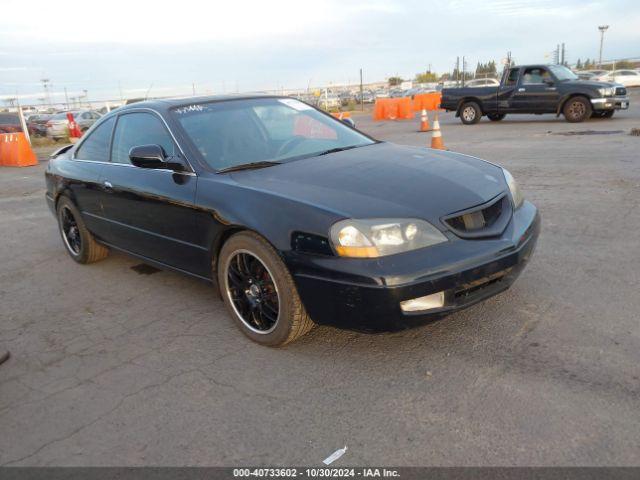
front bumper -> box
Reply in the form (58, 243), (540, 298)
(591, 97), (629, 111)
(289, 201), (540, 331)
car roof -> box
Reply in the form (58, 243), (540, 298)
(116, 93), (282, 114)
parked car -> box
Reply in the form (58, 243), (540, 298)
(440, 64), (630, 124)
(46, 110), (102, 140)
(583, 69), (608, 77)
(27, 113), (52, 136)
(355, 91), (375, 104)
(593, 70), (640, 87)
(464, 78), (500, 88)
(576, 71), (597, 81)
(338, 91), (355, 106)
(317, 94), (341, 110)
(0, 113), (23, 134)
(45, 95), (539, 346)
(374, 89), (389, 98)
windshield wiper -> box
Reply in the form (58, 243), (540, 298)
(217, 161), (281, 174)
(315, 145), (362, 157)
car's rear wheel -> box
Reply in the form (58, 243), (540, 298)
(563, 96), (591, 123)
(56, 196), (109, 264)
(459, 102), (482, 125)
(487, 113), (506, 121)
(218, 231), (315, 346)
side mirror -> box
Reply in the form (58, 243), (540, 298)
(129, 144), (187, 171)
(342, 117), (356, 128)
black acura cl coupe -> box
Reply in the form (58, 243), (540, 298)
(45, 95), (540, 346)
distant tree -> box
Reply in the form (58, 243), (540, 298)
(575, 58), (582, 69)
(388, 76), (403, 86)
(475, 61), (498, 78)
(415, 71), (438, 83)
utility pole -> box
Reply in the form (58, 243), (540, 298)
(455, 57), (460, 85)
(359, 68), (364, 112)
(64, 87), (69, 109)
(561, 43), (566, 65)
(462, 56), (466, 87)
(598, 25), (609, 67)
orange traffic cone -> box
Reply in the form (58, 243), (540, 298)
(430, 113), (445, 150)
(67, 112), (83, 143)
(0, 133), (38, 167)
(419, 109), (430, 132)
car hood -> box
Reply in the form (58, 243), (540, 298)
(571, 79), (619, 88)
(230, 142), (507, 223)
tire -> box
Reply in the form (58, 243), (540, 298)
(563, 96), (592, 123)
(487, 113), (506, 122)
(217, 231), (315, 346)
(56, 196), (109, 264)
(459, 101), (482, 125)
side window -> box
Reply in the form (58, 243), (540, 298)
(522, 67), (550, 84)
(74, 116), (116, 162)
(81, 112), (91, 120)
(505, 68), (519, 86)
(111, 112), (177, 165)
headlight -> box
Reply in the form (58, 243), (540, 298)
(502, 168), (524, 209)
(598, 87), (615, 96)
(330, 218), (447, 258)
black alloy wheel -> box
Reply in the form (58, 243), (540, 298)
(60, 205), (82, 256)
(225, 250), (280, 334)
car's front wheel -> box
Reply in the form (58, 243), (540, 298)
(563, 96), (592, 122)
(459, 101), (482, 125)
(217, 231), (315, 346)
(56, 196), (109, 264)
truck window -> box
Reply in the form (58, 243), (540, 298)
(505, 68), (519, 86)
(522, 67), (551, 85)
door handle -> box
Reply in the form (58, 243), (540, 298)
(103, 181), (113, 189)
(518, 88), (526, 92)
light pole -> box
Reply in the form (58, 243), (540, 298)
(598, 25), (609, 68)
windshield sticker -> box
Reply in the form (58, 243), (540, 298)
(175, 104), (205, 114)
(278, 98), (313, 111)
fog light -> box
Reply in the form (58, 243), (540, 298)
(400, 291), (445, 312)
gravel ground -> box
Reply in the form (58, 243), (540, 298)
(1, 92), (639, 466)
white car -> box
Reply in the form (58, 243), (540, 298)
(464, 78), (500, 88)
(593, 70), (640, 87)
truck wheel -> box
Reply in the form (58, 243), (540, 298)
(459, 102), (481, 125)
(563, 96), (591, 123)
(487, 113), (506, 122)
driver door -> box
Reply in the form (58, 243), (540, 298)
(511, 66), (560, 113)
(98, 111), (208, 277)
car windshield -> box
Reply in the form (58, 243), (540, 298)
(172, 97), (375, 171)
(549, 65), (578, 81)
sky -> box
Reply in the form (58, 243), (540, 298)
(1, 0), (639, 104)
